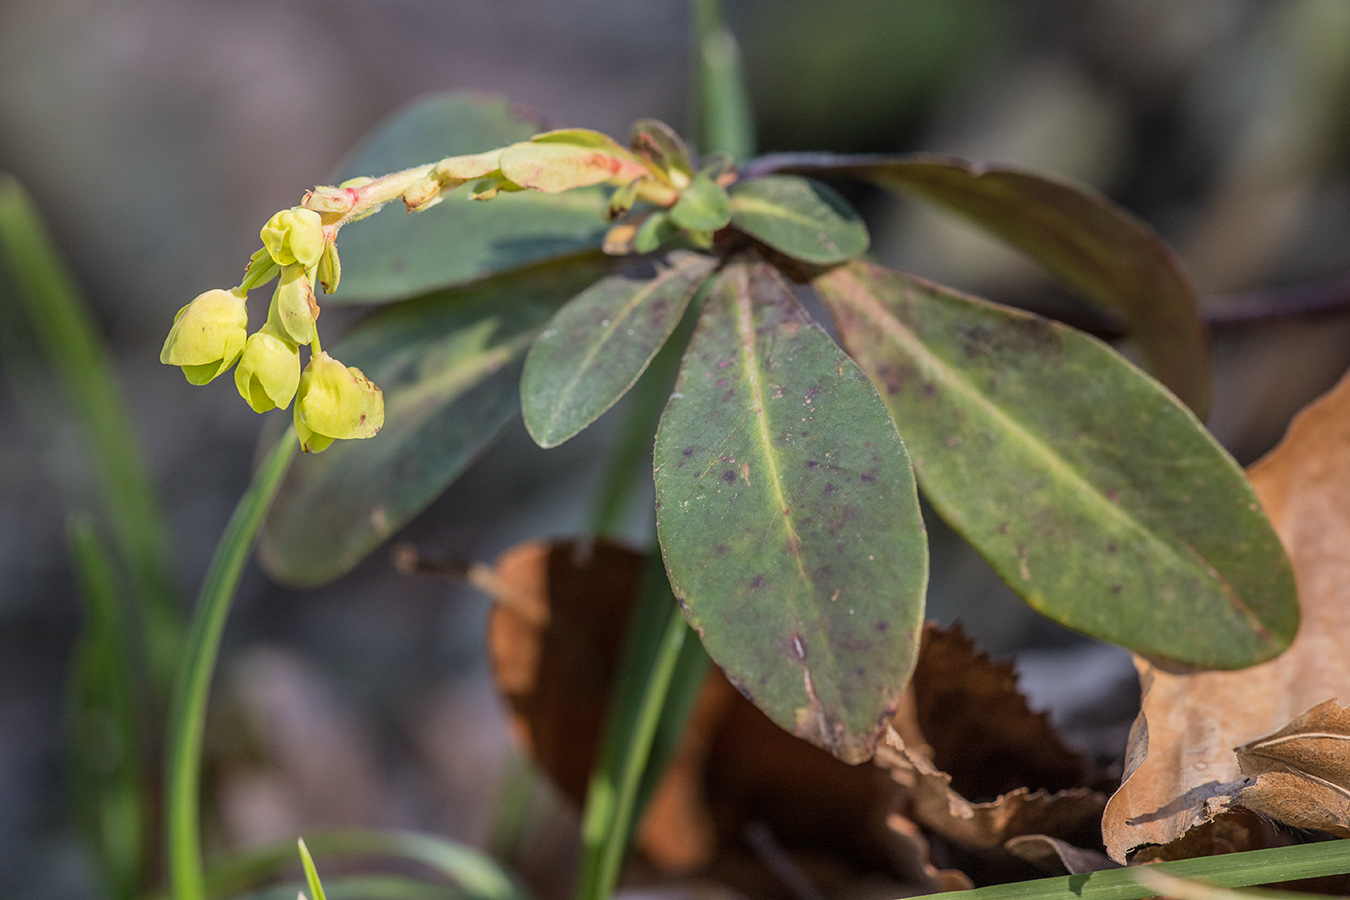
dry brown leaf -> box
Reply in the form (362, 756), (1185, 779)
(1235, 699), (1350, 836)
(1004, 834), (1119, 875)
(908, 624), (1087, 800)
(483, 539), (938, 898)
(1103, 367), (1350, 861)
(882, 729), (1105, 852)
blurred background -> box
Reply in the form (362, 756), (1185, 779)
(4, 0), (1350, 897)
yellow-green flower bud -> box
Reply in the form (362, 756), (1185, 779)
(160, 289), (248, 385)
(260, 207), (325, 268)
(234, 324), (301, 413)
(293, 352), (384, 453)
(267, 264), (318, 345)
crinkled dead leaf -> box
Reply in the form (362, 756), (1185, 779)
(483, 540), (958, 897)
(906, 624), (1087, 801)
(881, 729), (1105, 854)
(1235, 699), (1350, 836)
(1104, 367), (1350, 861)
(1005, 834), (1119, 875)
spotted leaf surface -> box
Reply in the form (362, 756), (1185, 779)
(654, 259), (926, 763)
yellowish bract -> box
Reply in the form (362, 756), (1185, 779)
(293, 352), (384, 453)
(159, 289), (248, 385)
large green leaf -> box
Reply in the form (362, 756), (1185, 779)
(746, 152), (1210, 417)
(727, 175), (869, 264)
(815, 260), (1297, 668)
(327, 93), (610, 304)
(654, 259), (927, 763)
(260, 260), (611, 585)
(521, 251), (718, 448)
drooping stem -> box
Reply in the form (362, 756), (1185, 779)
(164, 433), (297, 900)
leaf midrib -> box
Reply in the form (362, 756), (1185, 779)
(833, 267), (1270, 641)
(535, 267), (692, 442)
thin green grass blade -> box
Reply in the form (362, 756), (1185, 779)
(575, 553), (706, 900)
(298, 838), (329, 900)
(0, 174), (181, 692)
(691, 0), (755, 159)
(233, 875), (459, 900)
(919, 840), (1350, 900)
(66, 514), (146, 900)
(206, 829), (529, 900)
(164, 434), (298, 900)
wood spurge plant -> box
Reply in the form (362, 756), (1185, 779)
(168, 107), (1298, 761)
(11, 4), (1350, 900)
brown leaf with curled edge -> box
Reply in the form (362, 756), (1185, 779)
(1005, 835), (1119, 875)
(1235, 699), (1350, 836)
(484, 539), (952, 898)
(880, 728), (1104, 857)
(908, 624), (1087, 801)
(1103, 367), (1350, 861)
(487, 540), (645, 803)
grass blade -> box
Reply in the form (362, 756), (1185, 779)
(0, 174), (181, 689)
(206, 829), (529, 900)
(164, 433), (298, 900)
(921, 840), (1350, 900)
(691, 0), (755, 159)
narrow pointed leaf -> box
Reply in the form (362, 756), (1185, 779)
(521, 251), (717, 448)
(815, 260), (1296, 667)
(329, 93), (611, 304)
(628, 119), (694, 181)
(260, 261), (611, 586)
(654, 259), (927, 763)
(749, 152), (1210, 416)
(728, 176), (869, 264)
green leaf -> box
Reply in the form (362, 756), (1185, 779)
(728, 175), (869, 264)
(815, 260), (1297, 668)
(654, 259), (927, 763)
(633, 210), (679, 254)
(669, 171), (732, 232)
(328, 93), (610, 304)
(760, 153), (1210, 417)
(521, 251), (718, 448)
(261, 260), (611, 586)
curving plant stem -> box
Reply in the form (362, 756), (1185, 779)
(164, 433), (298, 900)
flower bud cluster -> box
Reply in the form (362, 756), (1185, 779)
(161, 205), (382, 453)
(161, 120), (732, 454)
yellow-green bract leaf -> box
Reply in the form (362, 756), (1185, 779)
(498, 139), (649, 194)
(815, 260), (1296, 668)
(260, 260), (611, 586)
(629, 119), (694, 182)
(522, 251), (718, 448)
(765, 153), (1210, 417)
(330, 93), (611, 304)
(654, 260), (927, 763)
(669, 172), (731, 232)
(728, 176), (868, 264)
